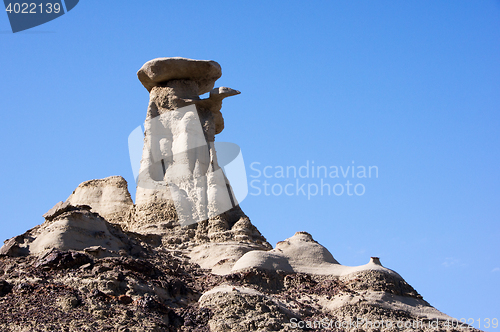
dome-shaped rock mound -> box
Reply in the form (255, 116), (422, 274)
(66, 176), (134, 229)
(0, 203), (133, 258)
(231, 231), (403, 277)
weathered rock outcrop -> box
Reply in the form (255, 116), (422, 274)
(134, 57), (271, 254)
(137, 57), (222, 94)
(0, 235), (476, 331)
(0, 57), (479, 332)
(0, 202), (141, 258)
(48, 174), (270, 255)
(135, 57), (242, 231)
(66, 176), (134, 229)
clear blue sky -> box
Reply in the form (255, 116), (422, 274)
(1, 1), (499, 329)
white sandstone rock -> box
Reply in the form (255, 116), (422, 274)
(66, 176), (134, 229)
(232, 232), (400, 277)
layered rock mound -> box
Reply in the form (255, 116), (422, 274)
(0, 217), (476, 331)
(0, 57), (479, 332)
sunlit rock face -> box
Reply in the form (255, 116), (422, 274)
(66, 176), (134, 230)
(0, 58), (475, 332)
(0, 202), (134, 258)
(133, 57), (270, 249)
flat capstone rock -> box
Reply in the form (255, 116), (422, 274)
(137, 57), (222, 94)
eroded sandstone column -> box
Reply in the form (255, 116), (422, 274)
(133, 58), (263, 247)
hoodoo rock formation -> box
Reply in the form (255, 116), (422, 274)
(132, 58), (268, 255)
(0, 57), (480, 332)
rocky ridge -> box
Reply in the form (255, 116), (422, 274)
(0, 57), (480, 332)
(0, 177), (479, 332)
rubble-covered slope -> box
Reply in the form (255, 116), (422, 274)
(0, 177), (481, 332)
(0, 247), (478, 332)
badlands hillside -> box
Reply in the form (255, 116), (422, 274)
(0, 58), (479, 332)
